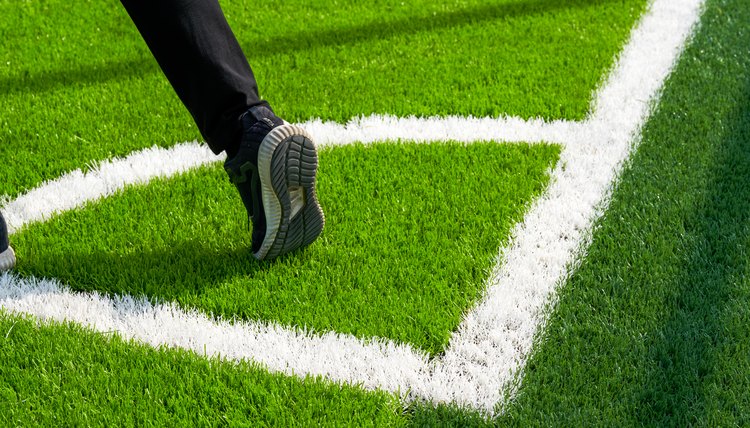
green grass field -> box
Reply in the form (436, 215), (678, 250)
(3, 0), (750, 425)
(0, 0), (645, 198)
(12, 142), (559, 354)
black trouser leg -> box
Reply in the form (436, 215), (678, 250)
(0, 211), (9, 253)
(120, 0), (265, 154)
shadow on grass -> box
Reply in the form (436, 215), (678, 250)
(633, 73), (750, 424)
(402, 4), (750, 424)
(16, 240), (268, 308)
(1, 0), (614, 97)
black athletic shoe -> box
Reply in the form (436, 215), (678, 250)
(224, 105), (325, 260)
(0, 211), (16, 272)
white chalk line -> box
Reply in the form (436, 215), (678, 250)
(2, 117), (578, 235)
(0, 0), (704, 416)
(432, 0), (705, 411)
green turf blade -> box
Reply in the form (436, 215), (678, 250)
(410, 0), (750, 423)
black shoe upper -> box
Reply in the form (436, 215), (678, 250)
(0, 211), (9, 253)
(224, 105), (284, 253)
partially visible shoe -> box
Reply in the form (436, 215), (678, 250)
(0, 211), (16, 271)
(224, 105), (325, 260)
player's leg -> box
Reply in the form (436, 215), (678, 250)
(0, 212), (15, 272)
(119, 0), (323, 260)
(119, 0), (260, 155)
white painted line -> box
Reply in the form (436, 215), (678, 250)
(0, 0), (705, 416)
(2, 117), (578, 234)
(3, 144), (221, 235)
(0, 272), (430, 394)
(432, 0), (705, 411)
(302, 114), (582, 147)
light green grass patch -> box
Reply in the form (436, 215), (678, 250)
(233, 0), (649, 122)
(0, 313), (406, 426)
(1, 0), (645, 197)
(13, 141), (559, 354)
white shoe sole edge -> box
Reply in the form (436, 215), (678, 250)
(255, 124), (325, 260)
(0, 246), (16, 272)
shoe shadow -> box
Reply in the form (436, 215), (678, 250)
(18, 239), (265, 308)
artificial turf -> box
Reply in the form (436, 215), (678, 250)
(501, 0), (750, 423)
(0, 313), (407, 426)
(12, 141), (560, 355)
(411, 0), (750, 423)
(5, 0), (744, 425)
(0, 0), (646, 198)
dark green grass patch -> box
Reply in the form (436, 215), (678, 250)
(407, 0), (750, 424)
(0, 313), (406, 426)
(0, 0), (645, 198)
(12, 142), (559, 355)
(503, 0), (750, 423)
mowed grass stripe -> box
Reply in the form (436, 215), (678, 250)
(504, 0), (750, 423)
(13, 142), (559, 354)
(0, 0), (645, 198)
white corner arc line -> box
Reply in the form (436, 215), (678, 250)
(2, 144), (221, 235)
(2, 115), (578, 235)
(0, 273), (432, 393)
(0, 0), (705, 416)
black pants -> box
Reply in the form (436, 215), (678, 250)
(120, 0), (266, 155)
(0, 211), (8, 253)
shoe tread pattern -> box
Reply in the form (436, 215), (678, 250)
(259, 125), (324, 260)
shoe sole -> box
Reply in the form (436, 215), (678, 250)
(255, 124), (325, 260)
(0, 246), (15, 272)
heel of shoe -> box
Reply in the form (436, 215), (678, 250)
(0, 246), (16, 272)
(256, 125), (325, 260)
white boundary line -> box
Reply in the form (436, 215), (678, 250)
(0, 0), (704, 415)
(2, 117), (579, 234)
(427, 0), (705, 409)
